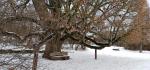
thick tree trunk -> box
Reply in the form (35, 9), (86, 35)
(32, 0), (64, 59)
(42, 35), (63, 59)
(32, 0), (50, 23)
(43, 34), (63, 59)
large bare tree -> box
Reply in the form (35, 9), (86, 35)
(0, 0), (148, 70)
(31, 0), (140, 59)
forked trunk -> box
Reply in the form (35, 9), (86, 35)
(32, 0), (63, 59)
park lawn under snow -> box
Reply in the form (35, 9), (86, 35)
(37, 46), (150, 70)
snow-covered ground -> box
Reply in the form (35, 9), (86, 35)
(37, 46), (150, 70)
(0, 45), (150, 70)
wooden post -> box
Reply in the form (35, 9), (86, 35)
(140, 27), (144, 53)
(32, 47), (39, 70)
(139, 42), (143, 53)
(95, 49), (97, 60)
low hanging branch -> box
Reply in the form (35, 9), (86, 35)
(69, 36), (108, 49)
(61, 31), (109, 49)
(0, 31), (22, 42)
(1, 16), (40, 25)
(0, 31), (45, 44)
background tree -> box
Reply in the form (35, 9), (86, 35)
(124, 0), (150, 51)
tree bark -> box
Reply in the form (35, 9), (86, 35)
(32, 0), (50, 23)
(43, 34), (63, 59)
(32, 0), (63, 59)
(32, 48), (39, 70)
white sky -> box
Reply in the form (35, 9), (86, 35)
(147, 0), (150, 7)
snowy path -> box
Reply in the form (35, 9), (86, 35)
(38, 47), (150, 70)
